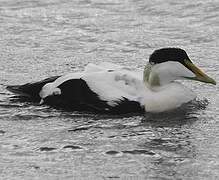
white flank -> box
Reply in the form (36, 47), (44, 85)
(82, 69), (144, 106)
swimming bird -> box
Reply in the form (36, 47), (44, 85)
(7, 48), (216, 114)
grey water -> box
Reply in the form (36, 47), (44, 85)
(0, 0), (218, 179)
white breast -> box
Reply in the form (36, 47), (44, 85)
(142, 82), (196, 112)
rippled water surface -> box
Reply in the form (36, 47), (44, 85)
(0, 0), (219, 179)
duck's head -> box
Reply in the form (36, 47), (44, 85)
(144, 48), (216, 86)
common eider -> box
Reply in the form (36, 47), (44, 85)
(7, 48), (216, 114)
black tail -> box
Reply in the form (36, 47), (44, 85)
(6, 76), (60, 101)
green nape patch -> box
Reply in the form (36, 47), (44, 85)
(143, 63), (160, 86)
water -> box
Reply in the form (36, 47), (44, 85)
(0, 0), (219, 179)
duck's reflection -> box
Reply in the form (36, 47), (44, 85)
(138, 100), (208, 178)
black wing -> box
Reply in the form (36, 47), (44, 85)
(6, 76), (60, 101)
(44, 79), (143, 113)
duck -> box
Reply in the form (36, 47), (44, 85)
(6, 48), (216, 114)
